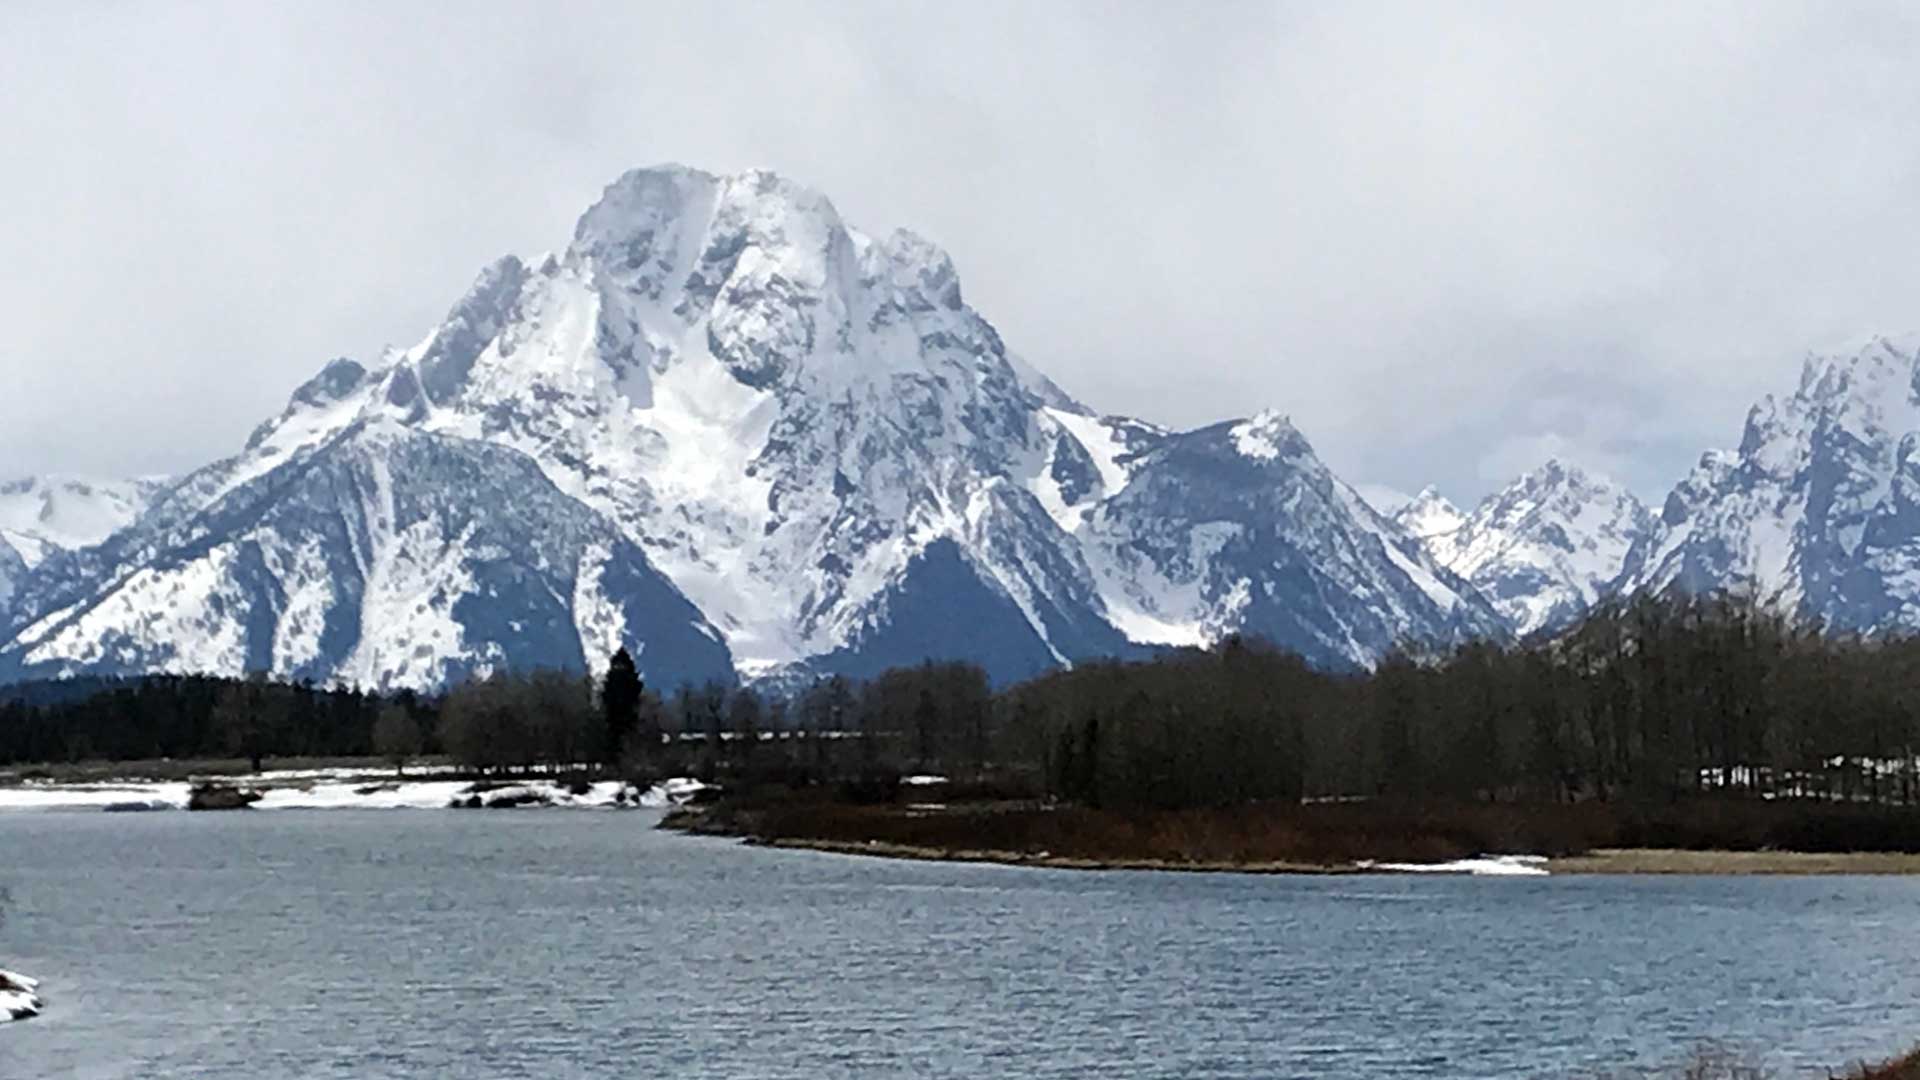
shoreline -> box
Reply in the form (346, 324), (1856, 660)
(666, 811), (1920, 876)
(737, 835), (1920, 876)
(740, 834), (1359, 874)
(1549, 849), (1920, 875)
(12, 771), (1920, 875)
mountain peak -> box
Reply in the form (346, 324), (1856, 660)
(0, 162), (1523, 687)
(1400, 460), (1652, 638)
(1393, 487), (1468, 540)
(1227, 410), (1302, 462)
(1521, 457), (1571, 483)
(1624, 332), (1920, 620)
(574, 163), (719, 243)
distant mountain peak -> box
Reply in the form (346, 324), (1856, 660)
(1621, 333), (1920, 626)
(1393, 487), (1468, 540)
(1227, 410), (1303, 463)
(1400, 461), (1652, 638)
(0, 475), (169, 568)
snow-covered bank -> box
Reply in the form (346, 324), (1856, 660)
(0, 969), (41, 1022)
(0, 776), (712, 813)
(1362, 855), (1551, 877)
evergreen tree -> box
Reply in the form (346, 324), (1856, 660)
(602, 648), (642, 769)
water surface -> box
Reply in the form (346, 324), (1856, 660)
(1, 811), (1916, 1078)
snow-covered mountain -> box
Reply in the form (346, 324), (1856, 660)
(0, 421), (733, 690)
(0, 542), (22, 627)
(0, 476), (168, 621)
(0, 164), (1504, 689)
(1077, 412), (1504, 664)
(0, 475), (167, 568)
(1395, 464), (1652, 637)
(1618, 334), (1920, 632)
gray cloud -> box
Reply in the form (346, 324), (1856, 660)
(3, 2), (1918, 509)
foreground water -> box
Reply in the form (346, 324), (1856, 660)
(0, 812), (1917, 1078)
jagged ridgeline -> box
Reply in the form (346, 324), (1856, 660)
(1393, 336), (1920, 645)
(0, 165), (1500, 691)
(6, 166), (1920, 693)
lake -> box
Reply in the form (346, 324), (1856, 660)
(0, 810), (1917, 1078)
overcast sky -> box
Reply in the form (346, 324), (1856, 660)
(4, 2), (1919, 507)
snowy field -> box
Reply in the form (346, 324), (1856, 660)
(0, 772), (711, 813)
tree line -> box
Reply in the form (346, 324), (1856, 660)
(1005, 591), (1920, 810)
(5, 594), (1920, 812)
(0, 674), (404, 767)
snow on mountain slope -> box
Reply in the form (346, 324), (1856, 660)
(1618, 334), (1920, 631)
(0, 475), (169, 625)
(374, 165), (1137, 680)
(1397, 463), (1652, 637)
(1080, 411), (1507, 667)
(0, 475), (168, 568)
(0, 421), (732, 691)
(1, 164), (1518, 687)
(1024, 407), (1161, 534)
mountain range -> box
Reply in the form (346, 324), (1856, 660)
(2, 165), (1918, 691)
(1392, 462), (1652, 639)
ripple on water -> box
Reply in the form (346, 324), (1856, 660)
(0, 811), (1917, 1078)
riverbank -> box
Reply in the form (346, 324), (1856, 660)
(682, 826), (1920, 877)
(1551, 849), (1920, 875)
(1858, 1048), (1920, 1078)
(660, 792), (1567, 874)
(662, 789), (1920, 876)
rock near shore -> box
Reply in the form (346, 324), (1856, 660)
(187, 782), (262, 811)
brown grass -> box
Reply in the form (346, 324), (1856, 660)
(664, 789), (1615, 869)
(1552, 850), (1920, 875)
(665, 787), (1920, 875)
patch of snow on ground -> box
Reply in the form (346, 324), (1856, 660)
(638, 777), (714, 808)
(0, 969), (42, 1022)
(0, 781), (194, 811)
(252, 781), (476, 810)
(0, 774), (715, 813)
(1364, 855), (1549, 877)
